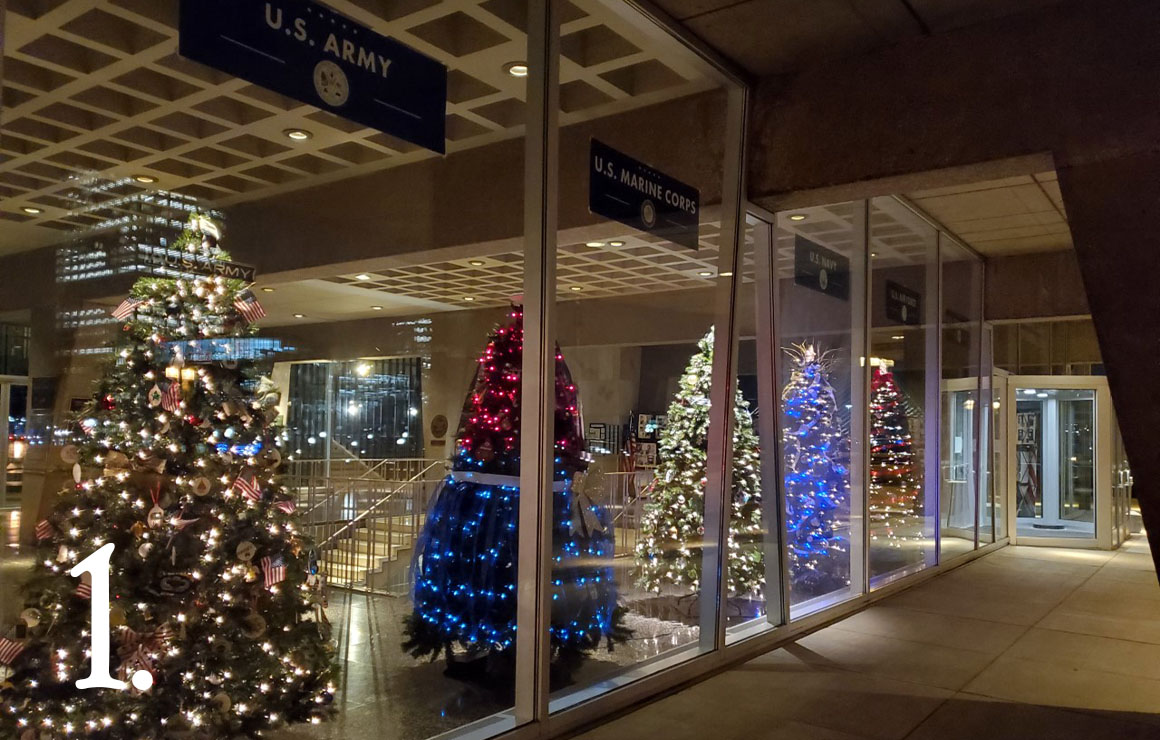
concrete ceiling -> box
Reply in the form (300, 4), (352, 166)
(654, 0), (1070, 76)
(906, 171), (1071, 256)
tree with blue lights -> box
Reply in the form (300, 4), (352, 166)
(635, 329), (763, 597)
(403, 308), (626, 678)
(782, 344), (851, 600)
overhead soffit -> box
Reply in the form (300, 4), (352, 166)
(0, 0), (715, 255)
(652, 0), (1071, 77)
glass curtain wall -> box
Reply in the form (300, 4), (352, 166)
(776, 203), (867, 619)
(546, 0), (743, 708)
(867, 198), (938, 586)
(940, 238), (985, 558)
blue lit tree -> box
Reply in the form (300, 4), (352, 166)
(781, 344), (851, 599)
(403, 308), (626, 677)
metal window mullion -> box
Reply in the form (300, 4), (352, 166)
(515, 0), (559, 726)
(924, 220), (941, 566)
(857, 200), (871, 596)
(934, 233), (945, 562)
(703, 83), (748, 650)
(973, 258), (985, 549)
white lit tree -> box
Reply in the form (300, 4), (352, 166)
(868, 365), (924, 558)
(0, 214), (335, 738)
(634, 329), (763, 597)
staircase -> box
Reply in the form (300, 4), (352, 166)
(289, 451), (447, 594)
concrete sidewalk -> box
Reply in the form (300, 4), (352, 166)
(575, 537), (1160, 740)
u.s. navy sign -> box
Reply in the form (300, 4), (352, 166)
(589, 139), (700, 250)
(179, 0), (446, 154)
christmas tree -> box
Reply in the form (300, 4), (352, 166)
(781, 344), (850, 600)
(0, 215), (335, 738)
(868, 365), (924, 572)
(403, 307), (625, 676)
(634, 329), (763, 597)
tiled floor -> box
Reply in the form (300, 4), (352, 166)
(574, 537), (1160, 740)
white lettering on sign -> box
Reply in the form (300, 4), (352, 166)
(264, 2), (392, 78)
(809, 251), (838, 271)
(607, 165), (698, 216)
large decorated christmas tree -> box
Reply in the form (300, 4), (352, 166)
(634, 329), (763, 597)
(868, 365), (924, 572)
(0, 215), (335, 738)
(781, 344), (850, 601)
(403, 307), (625, 676)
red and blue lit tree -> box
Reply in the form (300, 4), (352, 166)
(868, 366), (924, 563)
(781, 344), (851, 600)
(403, 308), (625, 674)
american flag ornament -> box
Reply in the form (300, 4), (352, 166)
(35, 519), (54, 541)
(261, 554), (286, 588)
(233, 289), (267, 323)
(233, 472), (262, 502)
(0, 637), (25, 666)
(273, 499), (296, 515)
(76, 577), (92, 600)
(111, 296), (143, 321)
(160, 382), (182, 413)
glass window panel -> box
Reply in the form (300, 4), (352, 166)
(547, 1), (739, 710)
(867, 198), (937, 586)
(777, 202), (866, 619)
(940, 238), (983, 559)
(0, 1), (534, 737)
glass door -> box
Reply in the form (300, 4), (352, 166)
(1012, 385), (1097, 539)
(0, 379), (30, 509)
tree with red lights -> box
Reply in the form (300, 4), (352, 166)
(403, 308), (626, 678)
(868, 365), (924, 564)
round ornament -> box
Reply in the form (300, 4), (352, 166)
(147, 384), (163, 407)
(139, 542), (154, 558)
(19, 608), (41, 628)
(191, 477), (212, 497)
(260, 446), (282, 468)
(60, 445), (80, 465)
(235, 541), (257, 562)
(241, 611), (267, 638)
(147, 505), (166, 529)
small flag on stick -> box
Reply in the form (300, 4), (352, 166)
(261, 554), (286, 588)
(0, 637), (25, 665)
(35, 520), (54, 540)
(111, 297), (142, 320)
(233, 290), (267, 323)
(160, 382), (181, 413)
(233, 472), (262, 502)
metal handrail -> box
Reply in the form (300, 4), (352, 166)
(320, 460), (446, 549)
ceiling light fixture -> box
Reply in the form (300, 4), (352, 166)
(371, 305), (383, 311)
(468, 260), (485, 266)
(789, 214), (807, 222)
(293, 313), (306, 319)
(570, 286), (583, 292)
(870, 252), (878, 258)
(608, 240), (625, 247)
(133, 174), (158, 184)
(585, 241), (604, 248)
(355, 273), (371, 281)
(463, 297), (475, 302)
(261, 287), (275, 293)
(21, 206), (43, 215)
(720, 271), (734, 277)
(892, 335), (904, 340)
(699, 271), (714, 277)
(504, 61), (529, 77)
(284, 128), (313, 141)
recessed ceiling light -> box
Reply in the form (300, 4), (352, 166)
(870, 252), (878, 257)
(261, 287), (275, 293)
(355, 274), (371, 281)
(789, 214), (807, 222)
(585, 241), (604, 248)
(608, 240), (625, 247)
(293, 313), (306, 319)
(284, 128), (313, 141)
(463, 297), (475, 302)
(133, 174), (158, 184)
(720, 271), (734, 277)
(504, 61), (529, 77)
(468, 260), (485, 266)
(699, 271), (714, 277)
(892, 335), (904, 340)
(21, 206), (43, 215)
(371, 305), (383, 311)
(569, 286), (583, 292)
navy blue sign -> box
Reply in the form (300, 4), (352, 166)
(179, 0), (446, 154)
(885, 280), (921, 325)
(589, 139), (700, 250)
(794, 235), (849, 300)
